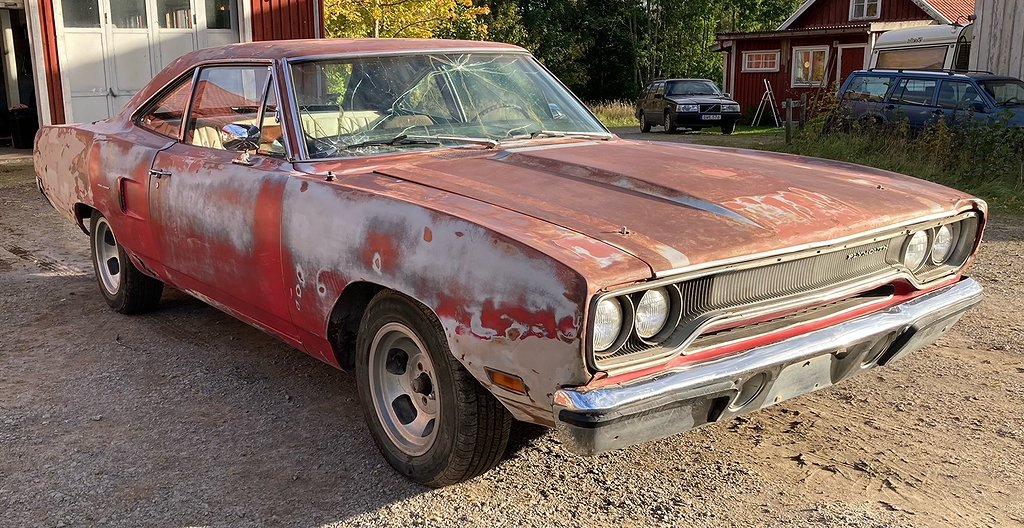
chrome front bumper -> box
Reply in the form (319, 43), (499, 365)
(553, 277), (983, 454)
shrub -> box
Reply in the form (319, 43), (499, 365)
(588, 100), (637, 128)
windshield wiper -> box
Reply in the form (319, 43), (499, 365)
(341, 134), (441, 150)
(517, 130), (613, 141)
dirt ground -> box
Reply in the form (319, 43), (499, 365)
(1, 161), (1021, 528)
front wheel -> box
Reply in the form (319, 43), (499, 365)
(664, 111), (677, 133)
(721, 121), (737, 135)
(90, 211), (163, 314)
(356, 291), (512, 487)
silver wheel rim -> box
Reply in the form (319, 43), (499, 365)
(640, 113), (645, 130)
(368, 322), (439, 456)
(93, 217), (121, 296)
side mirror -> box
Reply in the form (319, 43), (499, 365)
(972, 102), (987, 113)
(221, 123), (260, 151)
(654, 93), (664, 99)
(722, 92), (732, 99)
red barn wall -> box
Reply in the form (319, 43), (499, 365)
(789, 0), (932, 28)
(726, 33), (869, 120)
(250, 0), (320, 41)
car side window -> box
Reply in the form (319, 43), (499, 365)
(842, 75), (893, 102)
(654, 82), (664, 97)
(937, 81), (983, 110)
(138, 75), (194, 138)
(185, 65), (272, 152)
(888, 78), (938, 106)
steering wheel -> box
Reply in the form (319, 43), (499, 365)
(471, 103), (533, 123)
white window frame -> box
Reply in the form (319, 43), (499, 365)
(742, 50), (781, 72)
(791, 46), (830, 88)
(850, 0), (881, 21)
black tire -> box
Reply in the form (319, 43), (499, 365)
(639, 112), (651, 133)
(355, 291), (512, 487)
(721, 121), (737, 135)
(89, 211), (163, 314)
(664, 111), (676, 133)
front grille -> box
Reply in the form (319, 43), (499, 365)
(699, 104), (721, 113)
(594, 236), (903, 369)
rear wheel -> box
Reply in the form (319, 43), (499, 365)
(89, 211), (163, 314)
(663, 111), (676, 133)
(356, 291), (512, 487)
(639, 112), (651, 133)
(721, 121), (737, 135)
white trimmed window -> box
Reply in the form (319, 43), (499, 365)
(850, 0), (881, 20)
(792, 46), (829, 87)
(742, 51), (781, 72)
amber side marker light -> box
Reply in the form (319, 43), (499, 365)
(485, 368), (529, 395)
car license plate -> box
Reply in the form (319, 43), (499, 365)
(761, 354), (833, 407)
(700, 114), (722, 121)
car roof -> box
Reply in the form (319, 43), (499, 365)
(121, 38), (529, 121)
(852, 69), (1020, 82)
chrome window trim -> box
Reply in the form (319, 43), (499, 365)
(586, 209), (982, 373)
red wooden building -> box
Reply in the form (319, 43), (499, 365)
(11, 0), (323, 130)
(715, 0), (975, 121)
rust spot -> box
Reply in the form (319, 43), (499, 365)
(423, 226), (432, 242)
(300, 181), (309, 192)
(455, 231), (464, 238)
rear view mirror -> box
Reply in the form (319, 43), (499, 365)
(221, 123), (260, 151)
(548, 103), (566, 120)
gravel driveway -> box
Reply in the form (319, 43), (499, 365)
(1, 162), (1021, 527)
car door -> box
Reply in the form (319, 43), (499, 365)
(839, 74), (895, 123)
(651, 82), (666, 123)
(148, 63), (299, 341)
(885, 77), (939, 129)
(935, 80), (987, 128)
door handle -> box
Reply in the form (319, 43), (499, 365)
(149, 169), (171, 179)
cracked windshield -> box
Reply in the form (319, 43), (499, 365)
(289, 53), (608, 158)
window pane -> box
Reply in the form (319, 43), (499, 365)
(139, 76), (195, 137)
(843, 75), (893, 101)
(876, 47), (947, 69)
(937, 81), (982, 109)
(62, 0), (100, 28)
(187, 66), (271, 151)
(206, 0), (234, 29)
(258, 83), (286, 157)
(110, 0), (148, 29)
(893, 79), (936, 105)
(158, 0), (193, 29)
(794, 49), (826, 84)
(866, 0), (879, 17)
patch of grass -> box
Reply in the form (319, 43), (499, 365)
(589, 100), (637, 128)
(0, 163), (34, 189)
(774, 116), (1024, 214)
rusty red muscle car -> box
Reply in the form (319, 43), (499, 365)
(34, 39), (985, 487)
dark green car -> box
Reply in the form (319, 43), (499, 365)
(635, 78), (741, 134)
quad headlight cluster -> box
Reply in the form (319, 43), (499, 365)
(900, 219), (971, 273)
(591, 287), (681, 357)
(722, 104), (740, 112)
(677, 104), (699, 112)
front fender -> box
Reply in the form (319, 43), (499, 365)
(281, 171), (647, 424)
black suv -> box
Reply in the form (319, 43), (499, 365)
(635, 79), (741, 134)
(837, 69), (1024, 130)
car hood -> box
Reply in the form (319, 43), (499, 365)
(667, 96), (735, 105)
(322, 139), (981, 278)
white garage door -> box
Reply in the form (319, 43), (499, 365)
(56, 0), (240, 123)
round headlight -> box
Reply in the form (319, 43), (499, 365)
(931, 224), (956, 264)
(635, 288), (671, 339)
(903, 230), (929, 271)
(592, 298), (623, 353)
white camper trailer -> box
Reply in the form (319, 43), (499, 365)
(870, 24), (973, 71)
